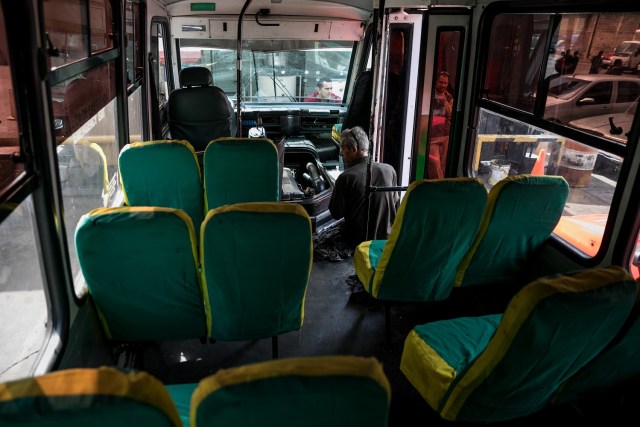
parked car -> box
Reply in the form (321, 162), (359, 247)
(567, 95), (637, 144)
(544, 74), (640, 124)
(605, 40), (640, 73)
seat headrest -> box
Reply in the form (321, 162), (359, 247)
(179, 66), (213, 88)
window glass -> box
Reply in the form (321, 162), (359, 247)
(631, 230), (640, 280)
(616, 81), (640, 103)
(51, 63), (117, 143)
(125, 0), (143, 85)
(474, 108), (621, 256)
(0, 197), (48, 382)
(178, 39), (354, 103)
(44, 0), (88, 68)
(0, 3), (21, 191)
(44, 0), (113, 68)
(90, 0), (113, 53)
(483, 13), (552, 113)
(476, 11), (640, 257)
(128, 86), (143, 142)
(0, 4), (47, 382)
(382, 26), (409, 174)
(151, 21), (170, 106)
(416, 29), (462, 179)
(55, 63), (120, 291)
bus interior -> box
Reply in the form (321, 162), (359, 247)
(1, 0), (640, 425)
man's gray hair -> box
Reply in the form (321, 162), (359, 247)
(341, 126), (369, 152)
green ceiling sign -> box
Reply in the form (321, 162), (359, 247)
(191, 3), (216, 12)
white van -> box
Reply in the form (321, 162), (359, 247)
(609, 40), (640, 73)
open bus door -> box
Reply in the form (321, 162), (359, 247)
(373, 8), (470, 186)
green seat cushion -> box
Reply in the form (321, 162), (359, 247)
(75, 207), (206, 341)
(354, 178), (487, 301)
(119, 140), (204, 231)
(200, 202), (312, 341)
(401, 266), (638, 423)
(203, 138), (279, 211)
(455, 175), (569, 287)
(191, 356), (390, 427)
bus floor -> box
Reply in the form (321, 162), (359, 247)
(140, 257), (638, 426)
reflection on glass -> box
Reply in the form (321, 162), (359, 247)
(474, 108), (622, 257)
(0, 196), (47, 381)
(56, 97), (119, 291)
(51, 63), (117, 142)
(567, 94), (638, 145)
(128, 86), (143, 142)
(631, 231), (640, 280)
(0, 4), (21, 190)
(44, 0), (113, 68)
(483, 13), (551, 112)
(178, 40), (353, 103)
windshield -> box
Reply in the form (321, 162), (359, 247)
(547, 76), (589, 98)
(614, 42), (639, 55)
(176, 39), (353, 103)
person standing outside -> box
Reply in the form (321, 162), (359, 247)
(590, 51), (604, 74)
(304, 77), (341, 102)
(329, 126), (399, 249)
(428, 71), (454, 178)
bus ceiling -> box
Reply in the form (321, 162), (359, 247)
(162, 0), (372, 22)
(171, 16), (366, 41)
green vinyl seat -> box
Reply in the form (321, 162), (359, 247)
(166, 356), (390, 427)
(552, 291), (640, 405)
(354, 178), (487, 302)
(0, 367), (181, 427)
(200, 202), (312, 357)
(119, 140), (204, 231)
(203, 137), (279, 211)
(454, 175), (569, 288)
(400, 266), (638, 423)
(75, 206), (207, 342)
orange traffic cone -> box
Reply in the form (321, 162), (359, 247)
(531, 149), (546, 176)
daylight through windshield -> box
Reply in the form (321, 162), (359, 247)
(175, 39), (353, 103)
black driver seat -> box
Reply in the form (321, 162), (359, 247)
(168, 66), (236, 152)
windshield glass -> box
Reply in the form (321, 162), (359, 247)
(176, 39), (353, 103)
(614, 42), (639, 55)
(547, 76), (589, 98)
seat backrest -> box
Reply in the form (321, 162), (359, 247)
(401, 266), (637, 423)
(553, 297), (640, 404)
(454, 175), (569, 287)
(119, 140), (204, 231)
(354, 178), (487, 302)
(0, 367), (181, 427)
(190, 356), (390, 427)
(75, 206), (207, 342)
(203, 137), (280, 211)
(200, 202), (312, 341)
(168, 66), (235, 152)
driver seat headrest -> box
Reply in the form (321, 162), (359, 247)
(179, 66), (213, 88)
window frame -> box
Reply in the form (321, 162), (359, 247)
(469, 2), (640, 268)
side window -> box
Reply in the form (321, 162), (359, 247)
(126, 1), (144, 143)
(581, 81), (612, 105)
(125, 0), (143, 86)
(473, 10), (637, 259)
(44, 1), (121, 293)
(151, 20), (171, 107)
(616, 81), (640, 103)
(44, 0), (113, 69)
(0, 5), (48, 382)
